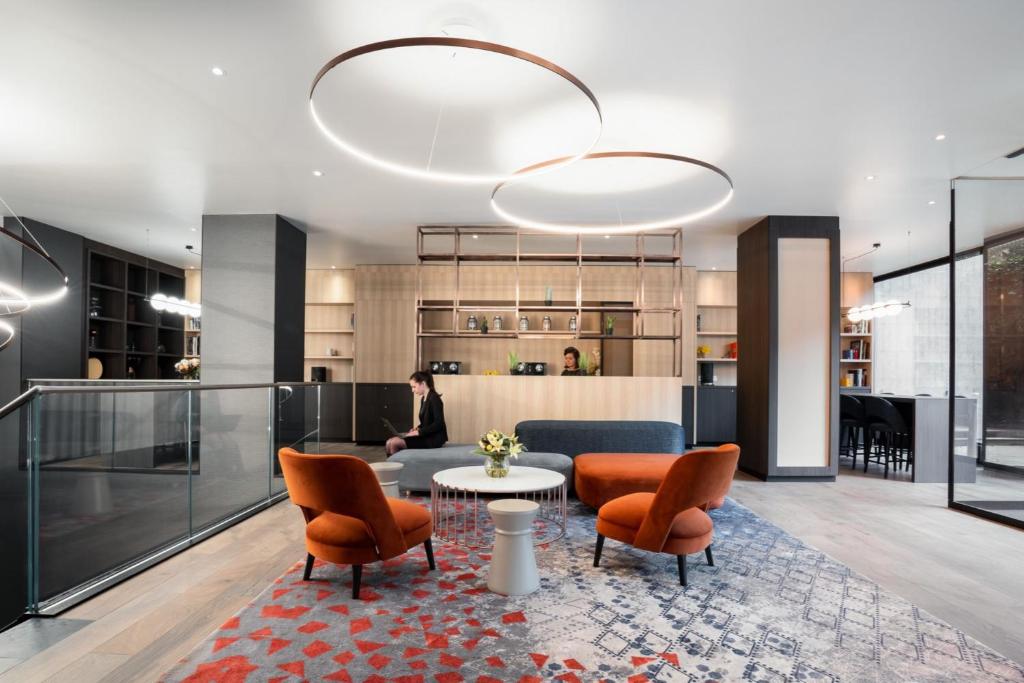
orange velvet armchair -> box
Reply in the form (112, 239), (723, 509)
(278, 448), (435, 599)
(593, 444), (739, 586)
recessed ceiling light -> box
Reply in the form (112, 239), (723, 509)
(604, 235), (611, 239)
(210, 66), (225, 77)
(190, 227), (197, 232)
(312, 170), (324, 177)
(711, 266), (717, 271)
(934, 133), (946, 141)
(330, 265), (336, 269)
(928, 200), (936, 205)
(865, 175), (876, 181)
(472, 234), (478, 239)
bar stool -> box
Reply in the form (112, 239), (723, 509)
(863, 396), (912, 478)
(840, 394), (865, 469)
(369, 461), (403, 498)
(486, 499), (540, 596)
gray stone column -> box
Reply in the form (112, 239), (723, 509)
(200, 214), (305, 384)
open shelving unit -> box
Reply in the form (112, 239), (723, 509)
(415, 226), (683, 376)
(86, 249), (185, 380)
(839, 310), (872, 391)
(695, 271), (738, 386)
(304, 269), (355, 383)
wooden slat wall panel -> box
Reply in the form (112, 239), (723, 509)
(355, 266), (415, 382)
(306, 269), (355, 304)
(696, 270), (738, 305)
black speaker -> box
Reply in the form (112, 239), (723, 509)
(699, 362), (714, 385)
(429, 361), (462, 375)
(311, 366), (328, 382)
(523, 362), (547, 376)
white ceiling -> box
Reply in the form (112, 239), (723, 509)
(2, 0), (1024, 274)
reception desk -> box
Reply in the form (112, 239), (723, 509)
(425, 376), (684, 444)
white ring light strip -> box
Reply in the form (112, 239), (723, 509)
(489, 151), (734, 234)
(309, 37), (603, 185)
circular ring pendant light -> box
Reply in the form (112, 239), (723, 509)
(490, 151), (734, 234)
(309, 37), (603, 184)
(0, 222), (70, 351)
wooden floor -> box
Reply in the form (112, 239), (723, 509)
(1, 464), (1022, 681)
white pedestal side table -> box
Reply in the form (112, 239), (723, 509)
(370, 461), (403, 498)
(430, 466), (566, 550)
(487, 499), (540, 596)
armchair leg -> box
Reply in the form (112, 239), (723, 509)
(303, 553), (315, 581)
(677, 555), (687, 586)
(424, 538), (436, 570)
(705, 545), (714, 567)
(351, 564), (363, 600)
(593, 534), (605, 567)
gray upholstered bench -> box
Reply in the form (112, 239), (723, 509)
(389, 444), (573, 492)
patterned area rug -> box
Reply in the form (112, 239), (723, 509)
(161, 498), (1024, 682)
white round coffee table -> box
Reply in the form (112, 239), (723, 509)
(430, 466), (567, 550)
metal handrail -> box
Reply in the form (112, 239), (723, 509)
(0, 382), (324, 420)
(0, 386), (39, 421)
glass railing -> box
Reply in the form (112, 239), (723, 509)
(7, 382), (324, 617)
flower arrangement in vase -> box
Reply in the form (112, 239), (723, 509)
(473, 429), (526, 478)
(175, 357), (200, 379)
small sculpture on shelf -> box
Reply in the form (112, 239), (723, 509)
(697, 344), (710, 359)
(726, 341), (738, 359)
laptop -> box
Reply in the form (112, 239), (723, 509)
(381, 417), (408, 438)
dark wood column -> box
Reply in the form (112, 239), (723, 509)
(737, 216), (840, 480)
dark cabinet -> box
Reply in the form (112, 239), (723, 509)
(696, 386), (737, 445)
(320, 383), (353, 441)
(355, 383), (414, 443)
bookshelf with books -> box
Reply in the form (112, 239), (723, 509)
(840, 311), (871, 392)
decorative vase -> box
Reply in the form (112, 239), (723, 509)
(485, 454), (510, 478)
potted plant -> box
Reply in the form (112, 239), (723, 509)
(697, 344), (710, 359)
(474, 429), (526, 478)
(508, 350), (521, 375)
(604, 314), (615, 336)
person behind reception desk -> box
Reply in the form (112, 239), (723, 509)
(562, 346), (585, 376)
(385, 370), (448, 457)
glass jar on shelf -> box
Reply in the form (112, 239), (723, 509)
(493, 315), (503, 331)
(467, 314), (478, 331)
(568, 315), (577, 333)
(542, 315), (552, 331)
(519, 315), (529, 331)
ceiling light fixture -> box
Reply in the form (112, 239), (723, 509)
(0, 197), (70, 351)
(312, 170), (324, 177)
(309, 37), (603, 184)
(490, 151), (734, 234)
(211, 66), (225, 76)
(928, 200), (936, 205)
(934, 133), (946, 141)
(865, 175), (876, 181)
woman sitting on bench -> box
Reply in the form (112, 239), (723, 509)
(385, 370), (448, 457)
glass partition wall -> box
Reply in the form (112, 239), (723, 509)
(16, 382), (323, 616)
(951, 176), (1024, 529)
